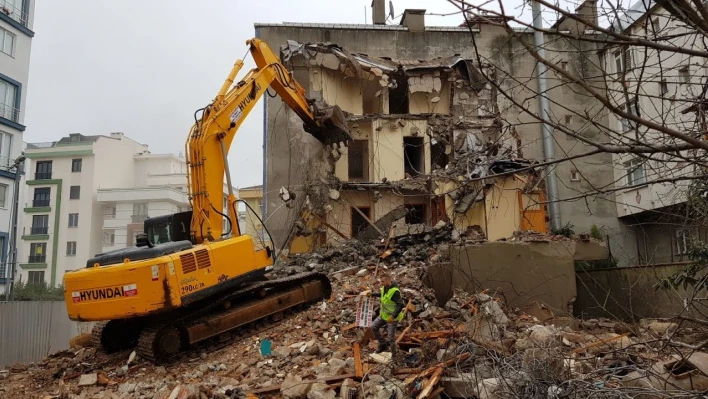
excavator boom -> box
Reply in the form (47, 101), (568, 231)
(187, 38), (351, 242)
(62, 38), (349, 363)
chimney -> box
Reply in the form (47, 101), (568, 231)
(372, 0), (385, 25)
(401, 9), (425, 32)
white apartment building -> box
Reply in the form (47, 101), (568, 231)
(97, 153), (190, 252)
(605, 0), (707, 264)
(0, 0), (34, 293)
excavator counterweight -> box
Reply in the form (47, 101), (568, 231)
(62, 38), (350, 362)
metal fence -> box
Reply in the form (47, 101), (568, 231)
(0, 301), (94, 367)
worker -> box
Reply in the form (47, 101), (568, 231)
(362, 272), (405, 355)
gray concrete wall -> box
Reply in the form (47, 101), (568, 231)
(575, 263), (705, 321)
(255, 24), (621, 250)
(432, 241), (607, 314)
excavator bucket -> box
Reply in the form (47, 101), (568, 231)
(304, 104), (352, 147)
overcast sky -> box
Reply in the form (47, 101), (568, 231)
(24, 0), (623, 188)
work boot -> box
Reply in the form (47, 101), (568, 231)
(375, 341), (389, 354)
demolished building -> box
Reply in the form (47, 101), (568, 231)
(257, 1), (623, 255)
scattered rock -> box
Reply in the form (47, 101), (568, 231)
(307, 383), (336, 399)
(281, 374), (313, 399)
(78, 373), (97, 386)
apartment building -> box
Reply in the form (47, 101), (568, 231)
(0, 0), (34, 293)
(604, 0), (708, 264)
(256, 0), (622, 253)
(97, 153), (190, 253)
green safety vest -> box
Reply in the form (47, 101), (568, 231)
(380, 286), (404, 321)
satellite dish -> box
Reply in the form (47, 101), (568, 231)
(389, 1), (395, 20)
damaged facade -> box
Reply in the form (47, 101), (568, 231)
(257, 1), (621, 254)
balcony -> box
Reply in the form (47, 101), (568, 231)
(0, 1), (29, 27)
(28, 255), (46, 264)
(34, 172), (52, 180)
(32, 199), (50, 207)
(30, 226), (48, 235)
(132, 214), (148, 223)
(0, 102), (19, 123)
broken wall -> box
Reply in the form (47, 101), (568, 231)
(256, 24), (621, 250)
(431, 241), (608, 314)
(575, 263), (707, 321)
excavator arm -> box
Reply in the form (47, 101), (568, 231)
(186, 38), (351, 243)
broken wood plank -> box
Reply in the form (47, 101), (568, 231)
(396, 323), (414, 344)
(572, 333), (631, 355)
(343, 197), (386, 237)
(249, 373), (359, 395)
(417, 367), (444, 399)
(354, 342), (363, 378)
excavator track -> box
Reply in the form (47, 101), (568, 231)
(137, 272), (331, 363)
(92, 319), (143, 353)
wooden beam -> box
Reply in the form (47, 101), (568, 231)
(396, 323), (414, 344)
(309, 211), (349, 240)
(416, 367), (444, 399)
(354, 342), (363, 378)
(342, 197), (386, 237)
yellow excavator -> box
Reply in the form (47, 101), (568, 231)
(62, 38), (351, 362)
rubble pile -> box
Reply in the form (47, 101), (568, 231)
(2, 238), (708, 398)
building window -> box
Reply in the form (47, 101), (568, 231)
(624, 158), (646, 186)
(29, 242), (46, 264)
(679, 66), (690, 84)
(659, 79), (668, 96)
(68, 213), (79, 228)
(620, 98), (639, 132)
(651, 17), (660, 33)
(71, 158), (82, 172)
(35, 161), (52, 180)
(613, 50), (623, 74)
(132, 203), (148, 223)
(570, 170), (581, 182)
(0, 130), (13, 168)
(348, 139), (369, 181)
(560, 61), (568, 72)
(0, 78), (19, 122)
(102, 230), (115, 246)
(564, 115), (573, 126)
(1, 0), (28, 27)
(350, 207), (371, 237)
(0, 27), (15, 57)
(70, 185), (80, 199)
(66, 241), (77, 256)
(33, 187), (50, 207)
(388, 75), (409, 114)
(27, 271), (45, 285)
(405, 204), (426, 225)
(31, 214), (48, 235)
(403, 137), (424, 177)
(0, 183), (6, 208)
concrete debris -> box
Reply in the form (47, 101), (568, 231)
(4, 226), (708, 399)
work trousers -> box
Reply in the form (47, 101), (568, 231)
(371, 316), (398, 353)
